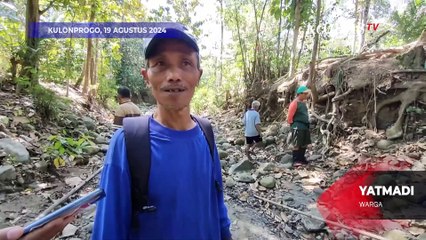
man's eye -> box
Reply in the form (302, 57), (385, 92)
(183, 61), (192, 66)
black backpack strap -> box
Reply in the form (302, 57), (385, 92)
(192, 115), (222, 192)
(123, 116), (156, 227)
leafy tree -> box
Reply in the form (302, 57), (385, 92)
(391, 0), (426, 43)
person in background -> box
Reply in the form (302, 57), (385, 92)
(287, 85), (311, 166)
(113, 86), (142, 125)
(242, 100), (263, 161)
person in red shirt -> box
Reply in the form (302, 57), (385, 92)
(287, 86), (311, 166)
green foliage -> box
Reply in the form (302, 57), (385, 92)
(113, 39), (147, 99)
(31, 85), (60, 121)
(45, 131), (94, 168)
(391, 0), (426, 43)
(97, 76), (117, 105)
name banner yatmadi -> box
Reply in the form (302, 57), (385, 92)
(354, 171), (426, 219)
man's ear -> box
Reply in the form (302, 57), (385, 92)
(141, 68), (151, 87)
(197, 69), (203, 86)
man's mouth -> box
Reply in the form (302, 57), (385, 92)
(162, 87), (186, 93)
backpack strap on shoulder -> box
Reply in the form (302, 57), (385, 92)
(191, 115), (223, 192)
(123, 116), (156, 227)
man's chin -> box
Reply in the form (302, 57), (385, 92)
(158, 102), (190, 111)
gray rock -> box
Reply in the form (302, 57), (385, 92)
(333, 169), (346, 179)
(94, 135), (108, 144)
(259, 176), (276, 189)
(0, 116), (9, 126)
(220, 160), (228, 168)
(216, 138), (226, 145)
(234, 173), (255, 183)
(383, 230), (408, 240)
(259, 163), (276, 172)
(0, 132), (8, 139)
(0, 138), (30, 162)
(35, 160), (48, 172)
(284, 225), (294, 234)
(313, 188), (324, 196)
(61, 224), (78, 238)
(81, 222), (94, 233)
(218, 150), (228, 159)
(266, 125), (279, 137)
(221, 143), (232, 150)
(225, 178), (237, 187)
(229, 160), (255, 174)
(283, 196), (294, 202)
(100, 144), (109, 153)
(308, 155), (322, 161)
(84, 145), (100, 155)
(417, 233), (426, 240)
(280, 162), (293, 169)
(301, 208), (325, 232)
(235, 138), (245, 146)
(82, 117), (96, 130)
(280, 125), (291, 135)
(376, 139), (394, 150)
(281, 154), (293, 164)
(0, 165), (16, 181)
(264, 136), (275, 146)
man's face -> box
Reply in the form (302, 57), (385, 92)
(141, 39), (202, 111)
(300, 92), (310, 100)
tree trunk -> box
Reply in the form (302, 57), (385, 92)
(359, 0), (370, 52)
(289, 0), (302, 79)
(308, 0), (321, 106)
(82, 38), (92, 95)
(234, 5), (248, 81)
(251, 0), (268, 84)
(296, 25), (307, 70)
(280, 28), (290, 76)
(21, 0), (40, 86)
(82, 2), (96, 96)
(352, 0), (359, 54)
(219, 0), (223, 87)
(276, 0), (284, 64)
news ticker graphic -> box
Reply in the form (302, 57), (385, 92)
(29, 22), (185, 38)
(316, 156), (425, 236)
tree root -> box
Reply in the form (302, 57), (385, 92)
(332, 88), (354, 102)
(375, 87), (425, 139)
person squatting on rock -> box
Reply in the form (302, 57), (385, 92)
(287, 86), (312, 166)
(242, 100), (263, 161)
(92, 27), (232, 239)
(113, 86), (142, 125)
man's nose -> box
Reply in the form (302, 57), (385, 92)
(165, 67), (182, 82)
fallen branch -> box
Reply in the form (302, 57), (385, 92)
(391, 70), (426, 74)
(361, 30), (391, 52)
(36, 167), (103, 219)
(254, 195), (387, 240)
(332, 88), (354, 102)
(317, 91), (336, 102)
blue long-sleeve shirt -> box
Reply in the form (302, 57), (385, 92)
(92, 117), (232, 240)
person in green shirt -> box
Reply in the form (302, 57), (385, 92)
(287, 85), (311, 166)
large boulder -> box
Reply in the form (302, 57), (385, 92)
(0, 138), (30, 162)
(0, 165), (16, 181)
(228, 160), (255, 174)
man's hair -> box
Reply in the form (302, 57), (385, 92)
(145, 52), (201, 69)
(117, 86), (131, 98)
(252, 100), (260, 109)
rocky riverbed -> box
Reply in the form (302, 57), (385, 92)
(0, 86), (425, 240)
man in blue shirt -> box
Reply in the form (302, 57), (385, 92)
(242, 100), (262, 161)
(92, 27), (232, 239)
